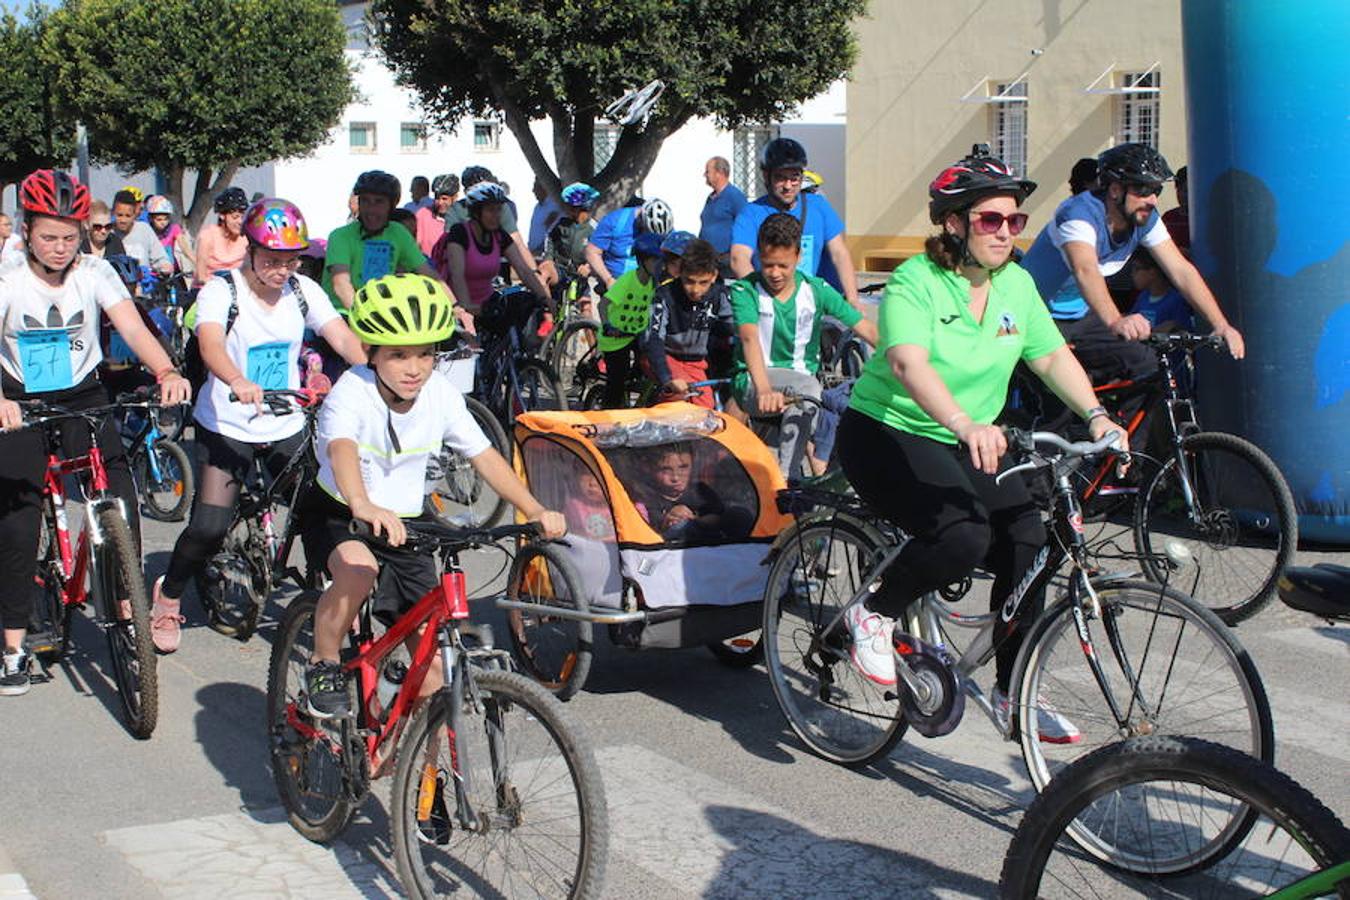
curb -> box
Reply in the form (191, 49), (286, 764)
(0, 848), (36, 900)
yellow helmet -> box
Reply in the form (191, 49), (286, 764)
(349, 274), (455, 345)
(801, 170), (824, 193)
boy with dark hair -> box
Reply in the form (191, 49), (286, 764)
(1128, 249), (1194, 332)
(731, 213), (877, 475)
(637, 237), (734, 408)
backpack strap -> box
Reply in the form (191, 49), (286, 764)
(219, 270), (239, 333)
(287, 275), (309, 320)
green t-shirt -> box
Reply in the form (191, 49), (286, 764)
(849, 254), (1065, 444)
(729, 272), (861, 385)
(321, 220), (429, 312)
(597, 268), (656, 352)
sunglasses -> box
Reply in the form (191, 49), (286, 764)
(970, 210), (1029, 236)
(90, 223), (112, 231)
(1126, 182), (1164, 198)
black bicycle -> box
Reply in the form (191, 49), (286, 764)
(473, 287), (566, 431)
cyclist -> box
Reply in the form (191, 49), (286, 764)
(80, 201), (127, 260)
(835, 148), (1118, 741)
(584, 197), (672, 290)
(0, 169), (190, 695)
(193, 188), (250, 287)
(147, 199), (367, 653)
(637, 237), (734, 409)
(731, 213), (877, 476)
(112, 189), (171, 275)
(433, 181), (549, 323)
(300, 273), (565, 718)
(323, 171), (443, 316)
(597, 231), (665, 408)
(538, 182), (600, 309)
(413, 174), (457, 256)
(660, 229), (695, 280)
(1019, 144), (1243, 447)
(145, 195), (195, 277)
(729, 138), (863, 310)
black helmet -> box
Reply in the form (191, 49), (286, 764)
(353, 170), (401, 204)
(760, 137), (808, 171)
(1097, 143), (1174, 188)
(213, 187), (248, 214)
(432, 173), (460, 196)
(461, 165), (495, 189)
(928, 144), (1037, 224)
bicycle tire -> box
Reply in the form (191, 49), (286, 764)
(1016, 579), (1274, 807)
(511, 358), (566, 418)
(427, 395), (510, 529)
(265, 591), (357, 842)
(139, 438), (194, 522)
(97, 508), (158, 739)
(196, 523), (265, 641)
(999, 736), (1350, 897)
(390, 670), (609, 900)
(1134, 431), (1298, 625)
(762, 517), (907, 767)
(580, 382), (608, 411)
(550, 318), (601, 407)
(505, 542), (592, 701)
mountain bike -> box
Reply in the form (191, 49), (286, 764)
(114, 390), (194, 522)
(196, 388), (322, 640)
(541, 275), (600, 404)
(423, 345), (513, 529)
(761, 429), (1274, 796)
(20, 397), (157, 738)
(267, 519), (607, 899)
(999, 736), (1350, 898)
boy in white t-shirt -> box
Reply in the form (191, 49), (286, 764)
(303, 273), (565, 719)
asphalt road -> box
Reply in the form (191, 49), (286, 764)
(1, 511), (1347, 899)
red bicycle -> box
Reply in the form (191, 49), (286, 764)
(266, 519), (607, 899)
(21, 396), (157, 738)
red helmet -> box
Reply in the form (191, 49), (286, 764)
(20, 169), (92, 222)
(928, 145), (1036, 224)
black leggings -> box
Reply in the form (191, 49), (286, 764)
(1057, 311), (1159, 451)
(836, 409), (1046, 690)
(0, 374), (138, 632)
(602, 345), (637, 408)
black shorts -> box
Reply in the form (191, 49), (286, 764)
(300, 487), (439, 625)
(196, 427), (307, 485)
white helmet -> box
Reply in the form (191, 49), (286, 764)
(637, 198), (673, 235)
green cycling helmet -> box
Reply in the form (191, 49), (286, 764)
(349, 273), (456, 345)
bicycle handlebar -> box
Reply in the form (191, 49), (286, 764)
(1144, 332), (1224, 352)
(347, 517), (541, 551)
(226, 388), (325, 415)
(996, 427), (1128, 485)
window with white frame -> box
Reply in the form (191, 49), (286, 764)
(1116, 70), (1161, 148)
(349, 121), (376, 154)
(990, 81), (1028, 177)
(733, 126), (779, 194)
(400, 122), (427, 153)
(593, 125), (622, 171)
(473, 119), (501, 151)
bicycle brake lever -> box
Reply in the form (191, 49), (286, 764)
(995, 459), (1042, 485)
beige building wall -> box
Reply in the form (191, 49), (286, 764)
(846, 1), (1187, 269)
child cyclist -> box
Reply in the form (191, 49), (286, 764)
(637, 237), (734, 409)
(148, 199), (367, 653)
(302, 273), (565, 718)
(0, 170), (191, 695)
(596, 231), (665, 408)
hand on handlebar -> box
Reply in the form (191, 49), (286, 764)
(659, 378), (689, 398)
(527, 509), (567, 540)
(1110, 313), (1152, 341)
(229, 377), (264, 412)
(351, 498), (407, 547)
(0, 398), (21, 431)
(755, 389), (786, 416)
(1216, 323), (1246, 360)
(158, 371), (192, 406)
(953, 421), (1008, 475)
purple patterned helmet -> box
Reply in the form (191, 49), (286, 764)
(242, 198), (309, 251)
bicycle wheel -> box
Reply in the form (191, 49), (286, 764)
(505, 543), (592, 701)
(196, 522), (266, 641)
(390, 670), (609, 900)
(1135, 431), (1298, 625)
(427, 395), (511, 529)
(265, 591), (357, 842)
(550, 319), (601, 407)
(511, 358), (566, 417)
(1000, 736), (1350, 896)
(762, 518), (907, 766)
(96, 508), (158, 739)
(138, 438), (194, 522)
(1017, 579), (1273, 797)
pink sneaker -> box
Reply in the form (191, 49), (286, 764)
(844, 603), (896, 686)
(150, 576), (185, 654)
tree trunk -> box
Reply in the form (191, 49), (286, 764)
(179, 161), (240, 234)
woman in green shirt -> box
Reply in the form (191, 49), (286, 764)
(835, 147), (1117, 740)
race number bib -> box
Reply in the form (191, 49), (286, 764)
(246, 341), (291, 390)
(362, 240), (394, 281)
(797, 233), (815, 274)
(17, 329), (74, 392)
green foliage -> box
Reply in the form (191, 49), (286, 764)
(45, 0), (355, 225)
(372, 0), (867, 205)
(0, 6), (78, 189)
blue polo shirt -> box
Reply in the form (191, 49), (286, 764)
(730, 192), (843, 276)
(699, 184), (747, 254)
(588, 206), (640, 279)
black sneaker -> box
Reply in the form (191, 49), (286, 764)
(304, 660), (351, 719)
(0, 649), (32, 697)
(417, 773), (451, 845)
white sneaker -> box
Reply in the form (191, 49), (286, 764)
(843, 604), (896, 686)
(993, 688), (1082, 744)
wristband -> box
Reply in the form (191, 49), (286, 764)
(1083, 405), (1109, 423)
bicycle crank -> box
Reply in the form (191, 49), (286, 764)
(892, 633), (965, 738)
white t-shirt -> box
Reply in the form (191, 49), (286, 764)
(0, 255), (130, 390)
(316, 366), (491, 517)
(192, 270), (339, 442)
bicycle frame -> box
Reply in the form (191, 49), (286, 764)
(39, 416), (122, 612)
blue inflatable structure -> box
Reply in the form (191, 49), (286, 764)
(1182, 0), (1350, 543)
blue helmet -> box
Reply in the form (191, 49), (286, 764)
(633, 231), (664, 259)
(105, 254), (141, 286)
(465, 181), (508, 209)
(660, 230), (695, 256)
(560, 182), (600, 210)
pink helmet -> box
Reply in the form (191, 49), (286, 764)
(144, 194), (174, 216)
(242, 197), (309, 251)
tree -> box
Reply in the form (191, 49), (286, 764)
(45, 0), (355, 230)
(371, 0), (867, 212)
(0, 5), (78, 204)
